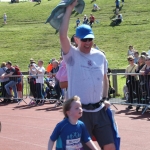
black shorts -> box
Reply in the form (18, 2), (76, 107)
(80, 107), (114, 149)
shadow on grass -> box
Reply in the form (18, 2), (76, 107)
(71, 10), (76, 15)
(109, 21), (121, 27)
(74, 12), (79, 17)
(34, 2), (41, 7)
(90, 0), (96, 3)
(109, 14), (116, 19)
(91, 9), (98, 12)
(0, 24), (5, 28)
(55, 30), (58, 34)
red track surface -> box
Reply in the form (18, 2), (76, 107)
(0, 99), (150, 150)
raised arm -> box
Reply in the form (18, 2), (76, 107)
(140, 64), (146, 75)
(59, 0), (77, 54)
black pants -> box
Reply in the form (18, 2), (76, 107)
(127, 80), (139, 104)
(36, 83), (44, 104)
(1, 81), (10, 102)
(54, 81), (61, 100)
(29, 78), (36, 98)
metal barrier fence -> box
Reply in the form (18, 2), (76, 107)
(0, 75), (28, 105)
(109, 73), (150, 114)
(0, 75), (66, 107)
(0, 74), (150, 114)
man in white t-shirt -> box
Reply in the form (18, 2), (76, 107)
(58, 0), (115, 150)
(34, 60), (45, 105)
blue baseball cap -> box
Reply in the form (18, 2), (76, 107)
(75, 24), (95, 39)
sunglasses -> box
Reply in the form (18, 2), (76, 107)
(128, 59), (133, 61)
(80, 38), (93, 42)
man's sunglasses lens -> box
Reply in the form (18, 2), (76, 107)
(81, 38), (93, 42)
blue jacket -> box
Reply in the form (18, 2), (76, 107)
(46, 0), (85, 30)
(106, 108), (121, 150)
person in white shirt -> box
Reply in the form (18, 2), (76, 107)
(58, 0), (115, 150)
(34, 60), (45, 105)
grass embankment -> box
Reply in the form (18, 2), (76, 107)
(0, 0), (150, 70)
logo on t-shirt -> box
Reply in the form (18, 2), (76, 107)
(87, 60), (93, 66)
(66, 132), (83, 150)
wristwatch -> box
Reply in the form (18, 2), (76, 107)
(101, 97), (109, 102)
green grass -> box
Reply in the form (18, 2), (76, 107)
(0, 0), (150, 71)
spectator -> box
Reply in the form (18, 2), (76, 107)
(93, 3), (100, 11)
(83, 14), (89, 24)
(3, 13), (7, 24)
(14, 65), (23, 101)
(134, 51), (140, 64)
(59, 1), (115, 149)
(112, 13), (123, 25)
(140, 56), (150, 103)
(89, 13), (95, 27)
(135, 55), (146, 111)
(28, 58), (34, 68)
(115, 8), (119, 15)
(56, 60), (68, 89)
(46, 58), (55, 73)
(1, 61), (18, 102)
(28, 61), (37, 100)
(127, 45), (135, 56)
(76, 18), (80, 27)
(125, 55), (139, 109)
(141, 51), (148, 57)
(58, 56), (63, 66)
(48, 96), (98, 150)
(115, 0), (120, 9)
(51, 60), (62, 100)
(34, 60), (45, 105)
(0, 62), (9, 103)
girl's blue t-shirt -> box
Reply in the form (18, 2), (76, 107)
(50, 118), (91, 150)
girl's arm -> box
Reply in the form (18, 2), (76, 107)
(85, 140), (98, 150)
(140, 64), (146, 75)
(48, 138), (55, 150)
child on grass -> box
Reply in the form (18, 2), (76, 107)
(3, 13), (7, 24)
(48, 96), (98, 150)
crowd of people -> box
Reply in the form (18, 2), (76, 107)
(75, 13), (96, 28)
(124, 46), (150, 111)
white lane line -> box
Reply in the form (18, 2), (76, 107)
(0, 136), (47, 148)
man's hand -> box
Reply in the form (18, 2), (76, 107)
(67, 0), (78, 10)
(0, 75), (5, 79)
(104, 100), (111, 110)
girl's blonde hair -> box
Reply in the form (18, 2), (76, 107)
(1, 62), (6, 68)
(63, 96), (80, 118)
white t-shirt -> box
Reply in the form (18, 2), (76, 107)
(36, 66), (45, 84)
(63, 46), (107, 112)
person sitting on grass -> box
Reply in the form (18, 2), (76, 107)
(112, 13), (123, 25)
(93, 3), (100, 11)
(48, 96), (98, 150)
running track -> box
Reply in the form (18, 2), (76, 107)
(0, 99), (150, 150)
